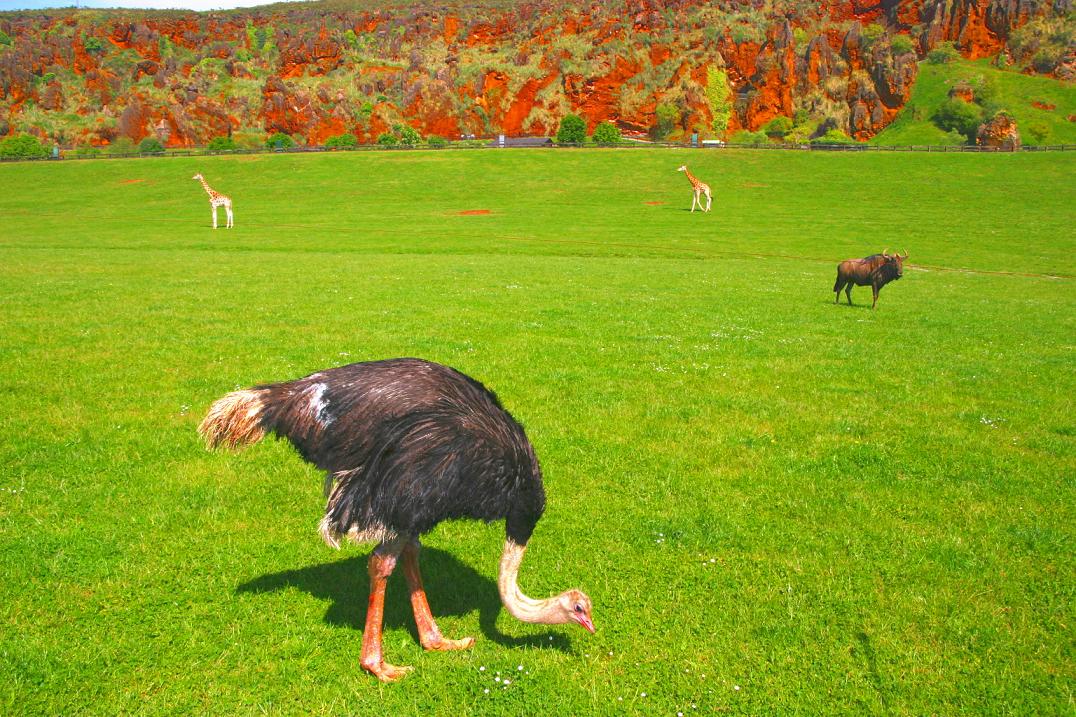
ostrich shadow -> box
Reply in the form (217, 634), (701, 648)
(236, 547), (573, 652)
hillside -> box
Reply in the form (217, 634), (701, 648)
(872, 56), (1076, 146)
(0, 0), (1072, 147)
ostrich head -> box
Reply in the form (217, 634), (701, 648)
(677, 165), (687, 172)
(552, 588), (595, 633)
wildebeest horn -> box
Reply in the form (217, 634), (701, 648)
(902, 248), (909, 258)
(882, 247), (891, 257)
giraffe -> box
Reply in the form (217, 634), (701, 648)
(193, 173), (234, 228)
(677, 165), (712, 213)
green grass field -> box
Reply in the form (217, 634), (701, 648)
(1, 148), (1073, 715)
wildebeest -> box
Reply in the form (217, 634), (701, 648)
(833, 248), (908, 309)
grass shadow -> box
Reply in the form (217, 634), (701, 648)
(236, 547), (572, 652)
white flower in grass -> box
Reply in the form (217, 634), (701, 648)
(479, 666), (486, 671)
(517, 665), (524, 671)
(483, 688), (490, 694)
(504, 680), (511, 686)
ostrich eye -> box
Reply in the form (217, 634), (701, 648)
(574, 604), (583, 613)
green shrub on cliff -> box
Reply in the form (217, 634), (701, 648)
(927, 41), (960, 65)
(706, 67), (732, 135)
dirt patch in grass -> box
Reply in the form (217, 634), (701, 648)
(458, 209), (492, 215)
(120, 179), (146, 184)
(644, 201), (664, 205)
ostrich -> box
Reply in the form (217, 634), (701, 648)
(198, 358), (594, 682)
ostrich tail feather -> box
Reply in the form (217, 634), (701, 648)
(198, 389), (268, 450)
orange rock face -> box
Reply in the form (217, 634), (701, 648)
(0, 0), (1061, 146)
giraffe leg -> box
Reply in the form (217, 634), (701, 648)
(705, 190), (712, 212)
(690, 192), (697, 212)
(211, 206), (217, 229)
(360, 538), (413, 682)
(226, 205), (234, 228)
(402, 540), (475, 652)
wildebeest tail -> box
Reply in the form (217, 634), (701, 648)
(198, 388), (271, 450)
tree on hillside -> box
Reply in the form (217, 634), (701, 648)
(591, 121), (621, 145)
(556, 114), (587, 144)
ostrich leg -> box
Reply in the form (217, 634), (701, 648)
(403, 540), (475, 651)
(360, 539), (413, 682)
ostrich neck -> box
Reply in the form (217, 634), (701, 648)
(497, 540), (562, 624)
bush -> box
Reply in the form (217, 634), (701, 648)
(0, 134), (48, 159)
(324, 133), (358, 149)
(107, 136), (137, 155)
(265, 131), (294, 149)
(1031, 47), (1063, 74)
(207, 136), (237, 151)
(762, 116), (793, 139)
(0, 29), (12, 46)
(83, 34), (104, 53)
(138, 137), (164, 154)
(377, 132), (399, 147)
(591, 121), (622, 145)
(933, 98), (983, 140)
(398, 126), (422, 146)
(926, 41), (960, 64)
(555, 114), (587, 144)
(647, 103), (683, 142)
(890, 34), (915, 55)
(810, 129), (858, 145)
(730, 129), (769, 144)
(427, 135), (448, 148)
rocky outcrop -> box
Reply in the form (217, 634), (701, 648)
(0, 0), (1066, 146)
(977, 111), (1021, 149)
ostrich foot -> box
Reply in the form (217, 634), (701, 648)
(422, 635), (476, 652)
(362, 660), (414, 682)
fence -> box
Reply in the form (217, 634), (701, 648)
(1, 139), (1073, 163)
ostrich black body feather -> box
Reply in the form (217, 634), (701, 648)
(220, 358), (546, 546)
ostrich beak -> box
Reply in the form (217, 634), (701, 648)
(574, 612), (595, 633)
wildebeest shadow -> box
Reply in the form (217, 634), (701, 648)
(236, 547), (572, 652)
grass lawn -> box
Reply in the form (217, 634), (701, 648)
(871, 58), (1076, 146)
(1, 148), (1073, 715)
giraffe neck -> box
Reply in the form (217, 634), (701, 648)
(684, 169), (700, 186)
(198, 177), (214, 196)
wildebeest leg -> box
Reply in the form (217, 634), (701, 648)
(845, 284), (853, 305)
(403, 540), (475, 652)
(360, 537), (412, 682)
(871, 285), (880, 309)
